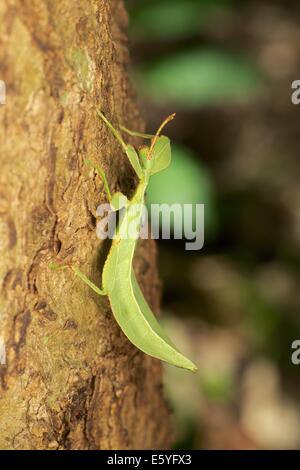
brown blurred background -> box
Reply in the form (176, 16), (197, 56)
(126, 0), (300, 449)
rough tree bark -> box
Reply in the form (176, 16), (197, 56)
(0, 0), (171, 450)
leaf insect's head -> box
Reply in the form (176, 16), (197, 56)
(139, 113), (176, 178)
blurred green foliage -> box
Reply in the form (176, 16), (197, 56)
(135, 49), (264, 108)
(126, 0), (300, 450)
(201, 371), (235, 403)
(146, 143), (217, 234)
(129, 0), (234, 40)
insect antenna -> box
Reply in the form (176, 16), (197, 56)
(147, 113), (176, 160)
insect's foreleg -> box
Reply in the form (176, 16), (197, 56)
(96, 109), (127, 152)
(85, 159), (112, 201)
(72, 267), (107, 296)
(119, 125), (154, 140)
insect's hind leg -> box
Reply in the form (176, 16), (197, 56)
(50, 263), (107, 296)
(72, 267), (107, 296)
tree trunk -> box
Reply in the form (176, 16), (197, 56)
(0, 0), (171, 450)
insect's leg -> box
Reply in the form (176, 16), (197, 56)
(85, 159), (112, 201)
(49, 262), (69, 271)
(50, 263), (107, 295)
(119, 125), (154, 140)
(72, 267), (107, 296)
(96, 109), (127, 152)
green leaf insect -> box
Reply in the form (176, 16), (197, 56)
(52, 110), (197, 373)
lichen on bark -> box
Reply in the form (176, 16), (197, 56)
(0, 0), (171, 450)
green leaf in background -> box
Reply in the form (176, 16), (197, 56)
(146, 143), (217, 236)
(135, 49), (264, 109)
(128, 0), (234, 40)
(201, 371), (235, 403)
